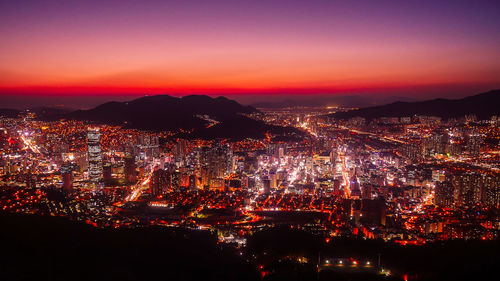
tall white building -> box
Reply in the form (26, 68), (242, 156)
(87, 128), (103, 184)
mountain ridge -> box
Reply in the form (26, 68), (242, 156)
(326, 89), (500, 120)
(41, 95), (302, 140)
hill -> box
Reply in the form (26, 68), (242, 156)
(45, 95), (302, 139)
(0, 108), (21, 118)
(252, 95), (416, 109)
(0, 212), (259, 281)
(327, 89), (500, 120)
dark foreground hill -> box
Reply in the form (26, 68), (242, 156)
(0, 212), (259, 281)
(327, 89), (500, 120)
(43, 95), (302, 140)
(1, 213), (498, 281)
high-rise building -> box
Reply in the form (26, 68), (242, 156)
(435, 181), (454, 208)
(87, 128), (103, 184)
(150, 169), (171, 197)
(451, 172), (482, 207)
(124, 156), (137, 184)
(61, 162), (74, 192)
(466, 134), (482, 157)
(361, 198), (386, 226)
(484, 174), (500, 209)
(137, 134), (159, 160)
(102, 163), (112, 185)
(200, 143), (233, 184)
(401, 142), (424, 163)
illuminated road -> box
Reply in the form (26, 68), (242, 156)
(411, 188), (435, 213)
(20, 134), (41, 154)
(124, 169), (154, 202)
(299, 121), (318, 137)
(339, 125), (407, 144)
(338, 152), (351, 198)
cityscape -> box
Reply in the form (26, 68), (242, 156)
(1, 92), (499, 280)
(1, 1), (499, 281)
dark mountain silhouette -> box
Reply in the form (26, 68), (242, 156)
(1, 212), (496, 281)
(0, 107), (74, 118)
(30, 106), (74, 117)
(0, 212), (260, 281)
(0, 108), (21, 118)
(326, 90), (500, 120)
(252, 95), (417, 108)
(44, 95), (302, 139)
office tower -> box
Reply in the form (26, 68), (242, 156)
(124, 156), (137, 184)
(61, 162), (73, 192)
(150, 169), (171, 197)
(102, 163), (112, 184)
(87, 128), (103, 184)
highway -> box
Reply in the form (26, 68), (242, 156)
(124, 169), (154, 202)
(339, 125), (407, 145)
(20, 134), (41, 154)
(338, 151), (351, 199)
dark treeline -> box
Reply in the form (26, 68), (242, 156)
(0, 212), (259, 281)
(1, 213), (498, 281)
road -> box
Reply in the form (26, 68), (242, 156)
(338, 151), (351, 199)
(124, 169), (154, 202)
(20, 134), (41, 154)
(339, 125), (407, 144)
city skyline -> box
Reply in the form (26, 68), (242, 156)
(1, 1), (499, 281)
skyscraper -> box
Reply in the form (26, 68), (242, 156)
(124, 156), (137, 184)
(87, 128), (103, 184)
(61, 162), (73, 192)
(150, 169), (171, 197)
(466, 134), (482, 157)
(102, 162), (112, 185)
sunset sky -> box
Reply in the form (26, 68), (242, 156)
(1, 0), (500, 107)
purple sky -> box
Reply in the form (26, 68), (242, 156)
(1, 0), (500, 108)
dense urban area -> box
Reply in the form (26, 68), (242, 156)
(1, 105), (499, 280)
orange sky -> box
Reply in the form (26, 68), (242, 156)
(1, 1), (500, 97)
